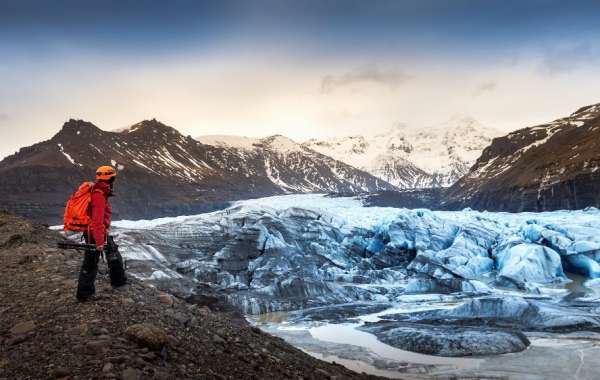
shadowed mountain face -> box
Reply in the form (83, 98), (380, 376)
(444, 103), (600, 212)
(0, 119), (394, 224)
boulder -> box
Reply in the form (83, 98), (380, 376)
(125, 323), (168, 350)
(10, 320), (36, 335)
(50, 367), (71, 378)
(121, 367), (140, 380)
(84, 340), (109, 355)
(159, 292), (174, 306)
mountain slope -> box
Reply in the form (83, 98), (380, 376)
(0, 120), (394, 223)
(444, 103), (600, 211)
(0, 211), (379, 380)
(0, 119), (274, 223)
(303, 116), (500, 189)
(196, 134), (396, 193)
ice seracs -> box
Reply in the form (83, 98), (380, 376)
(111, 194), (600, 315)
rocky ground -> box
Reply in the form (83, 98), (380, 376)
(0, 212), (385, 380)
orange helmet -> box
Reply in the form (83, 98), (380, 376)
(96, 165), (117, 181)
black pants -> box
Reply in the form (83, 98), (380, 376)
(76, 234), (127, 301)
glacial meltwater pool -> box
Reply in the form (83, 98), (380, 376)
(251, 298), (600, 379)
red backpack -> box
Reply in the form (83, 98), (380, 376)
(63, 182), (95, 232)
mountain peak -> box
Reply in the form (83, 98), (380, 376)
(52, 119), (103, 141)
(263, 134), (296, 143)
(125, 119), (180, 136)
(61, 119), (100, 132)
(262, 135), (303, 153)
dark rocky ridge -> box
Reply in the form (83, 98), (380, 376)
(0, 119), (395, 224)
(362, 189), (445, 209)
(0, 212), (385, 379)
(443, 103), (600, 211)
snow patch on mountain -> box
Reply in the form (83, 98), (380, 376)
(57, 143), (82, 166)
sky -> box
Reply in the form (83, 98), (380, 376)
(1, 0), (600, 158)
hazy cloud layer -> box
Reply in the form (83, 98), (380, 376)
(321, 66), (411, 94)
(539, 43), (598, 75)
(472, 81), (497, 97)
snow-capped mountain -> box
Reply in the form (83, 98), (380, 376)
(303, 116), (501, 189)
(196, 134), (395, 193)
(0, 119), (393, 223)
(445, 103), (600, 211)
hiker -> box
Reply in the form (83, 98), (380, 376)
(74, 165), (127, 301)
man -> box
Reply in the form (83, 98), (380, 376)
(76, 165), (127, 302)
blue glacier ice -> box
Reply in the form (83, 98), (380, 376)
(494, 243), (566, 285)
(563, 254), (600, 278)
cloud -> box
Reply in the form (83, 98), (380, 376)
(321, 65), (411, 94)
(472, 81), (497, 97)
(539, 43), (598, 75)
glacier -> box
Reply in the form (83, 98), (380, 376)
(111, 194), (600, 315)
(105, 194), (600, 373)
